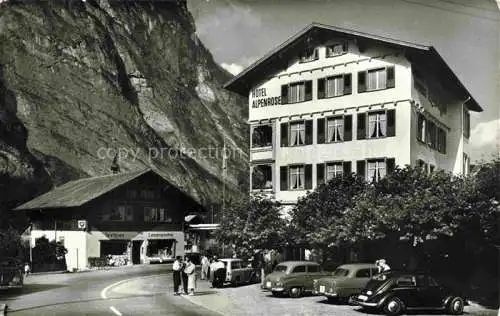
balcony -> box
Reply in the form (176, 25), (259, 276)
(251, 164), (273, 193)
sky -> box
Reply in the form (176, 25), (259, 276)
(187, 0), (499, 162)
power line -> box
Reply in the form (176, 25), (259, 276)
(399, 0), (500, 21)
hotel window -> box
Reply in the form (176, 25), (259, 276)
(281, 80), (313, 104)
(426, 121), (437, 149)
(358, 66), (395, 92)
(463, 108), (470, 139)
(317, 115), (352, 143)
(437, 128), (447, 154)
(326, 42), (348, 57)
(299, 47), (319, 63)
(280, 120), (313, 147)
(102, 205), (133, 222)
(251, 164), (273, 190)
(144, 207), (172, 223)
(126, 189), (137, 199)
(280, 164), (312, 191)
(251, 124), (273, 148)
(417, 114), (447, 154)
(317, 161), (351, 185)
(141, 189), (157, 200)
(357, 110), (395, 139)
(356, 158), (395, 182)
(318, 74), (352, 98)
(417, 114), (426, 142)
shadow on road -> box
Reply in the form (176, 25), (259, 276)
(0, 284), (67, 299)
(192, 291), (217, 296)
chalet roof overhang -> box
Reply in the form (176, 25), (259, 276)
(223, 22), (482, 112)
(13, 168), (202, 211)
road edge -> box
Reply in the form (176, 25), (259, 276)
(180, 294), (226, 316)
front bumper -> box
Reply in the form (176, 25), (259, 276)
(350, 296), (378, 308)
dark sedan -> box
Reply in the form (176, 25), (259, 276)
(351, 272), (467, 316)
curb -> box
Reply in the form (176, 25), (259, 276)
(0, 303), (6, 316)
(29, 270), (67, 276)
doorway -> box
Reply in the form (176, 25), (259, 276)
(132, 240), (142, 264)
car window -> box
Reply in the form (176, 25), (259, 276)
(332, 268), (349, 277)
(396, 276), (416, 287)
(274, 265), (288, 273)
(307, 265), (320, 273)
(292, 265), (306, 273)
(428, 277), (439, 287)
(355, 268), (372, 278)
(231, 261), (241, 269)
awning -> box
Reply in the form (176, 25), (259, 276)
(188, 224), (219, 231)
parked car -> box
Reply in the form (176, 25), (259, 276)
(351, 271), (467, 316)
(262, 261), (328, 298)
(313, 263), (378, 302)
(0, 258), (24, 290)
(220, 258), (259, 286)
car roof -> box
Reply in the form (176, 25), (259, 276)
(337, 263), (378, 270)
(276, 261), (320, 267)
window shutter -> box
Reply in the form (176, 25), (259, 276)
(314, 48), (319, 60)
(317, 118), (326, 144)
(417, 114), (423, 142)
(317, 163), (325, 185)
(356, 160), (366, 179)
(343, 73), (352, 95)
(305, 120), (313, 145)
(387, 109), (396, 137)
(305, 164), (313, 190)
(386, 158), (396, 174)
(358, 71), (366, 93)
(386, 66), (395, 88)
(344, 115), (352, 141)
(305, 80), (313, 101)
(442, 130), (447, 154)
(280, 166), (288, 191)
(281, 85), (289, 104)
(343, 161), (352, 175)
(280, 122), (288, 147)
(317, 78), (325, 99)
(357, 113), (366, 140)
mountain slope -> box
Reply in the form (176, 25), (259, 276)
(0, 0), (249, 214)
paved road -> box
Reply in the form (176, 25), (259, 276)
(0, 265), (220, 316)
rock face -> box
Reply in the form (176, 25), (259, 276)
(0, 0), (249, 215)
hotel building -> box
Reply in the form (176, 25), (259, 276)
(224, 23), (482, 208)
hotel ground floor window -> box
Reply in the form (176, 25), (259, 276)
(280, 164), (312, 191)
(252, 164), (273, 190)
(252, 124), (273, 148)
(356, 158), (395, 182)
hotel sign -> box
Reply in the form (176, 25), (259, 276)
(101, 231), (182, 240)
(251, 88), (281, 109)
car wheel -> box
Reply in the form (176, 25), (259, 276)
(289, 287), (302, 298)
(448, 297), (465, 315)
(384, 297), (404, 316)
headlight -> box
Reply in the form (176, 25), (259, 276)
(367, 290), (373, 295)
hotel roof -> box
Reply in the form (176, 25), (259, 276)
(224, 22), (482, 112)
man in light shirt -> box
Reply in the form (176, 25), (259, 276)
(172, 256), (182, 295)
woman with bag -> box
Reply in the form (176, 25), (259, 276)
(184, 257), (197, 295)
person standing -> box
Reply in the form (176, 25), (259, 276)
(200, 255), (209, 280)
(184, 257), (197, 295)
(172, 256), (182, 295)
(181, 256), (189, 295)
(211, 259), (226, 288)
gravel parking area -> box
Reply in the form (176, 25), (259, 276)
(185, 280), (498, 316)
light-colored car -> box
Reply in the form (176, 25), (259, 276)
(220, 258), (258, 286)
(262, 261), (328, 298)
(0, 258), (24, 290)
(313, 263), (378, 302)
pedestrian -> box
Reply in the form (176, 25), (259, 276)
(184, 257), (197, 295)
(376, 259), (391, 273)
(201, 254), (209, 280)
(172, 256), (182, 295)
(24, 262), (31, 278)
(181, 256), (189, 295)
(211, 259), (226, 288)
(209, 256), (217, 286)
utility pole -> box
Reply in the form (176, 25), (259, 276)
(222, 139), (227, 257)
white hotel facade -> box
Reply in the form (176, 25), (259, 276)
(224, 23), (482, 207)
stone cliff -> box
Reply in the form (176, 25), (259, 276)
(0, 0), (249, 215)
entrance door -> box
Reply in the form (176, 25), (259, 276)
(132, 241), (142, 264)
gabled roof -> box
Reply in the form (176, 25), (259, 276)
(224, 22), (482, 112)
(14, 169), (153, 210)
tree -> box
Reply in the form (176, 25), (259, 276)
(214, 194), (288, 260)
(289, 173), (366, 259)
